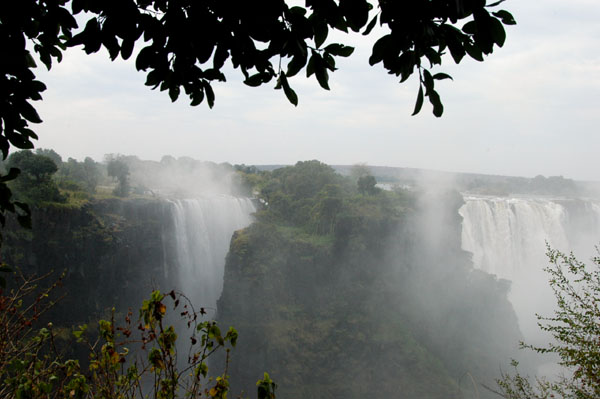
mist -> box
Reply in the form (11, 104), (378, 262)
(107, 157), (600, 382)
(110, 155), (257, 316)
(112, 155), (245, 197)
(4, 147), (600, 398)
(375, 168), (600, 379)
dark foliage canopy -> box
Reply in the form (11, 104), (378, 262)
(0, 0), (515, 225)
(5, 150), (64, 210)
(7, 150), (57, 182)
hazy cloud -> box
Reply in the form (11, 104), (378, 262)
(32, 1), (600, 180)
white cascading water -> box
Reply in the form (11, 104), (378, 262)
(459, 196), (600, 350)
(168, 196), (255, 317)
(460, 197), (571, 279)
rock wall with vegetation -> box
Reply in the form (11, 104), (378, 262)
(1, 198), (177, 327)
(218, 161), (523, 399)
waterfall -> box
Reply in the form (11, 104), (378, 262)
(460, 197), (570, 279)
(459, 195), (600, 344)
(460, 196), (600, 279)
(168, 196), (255, 316)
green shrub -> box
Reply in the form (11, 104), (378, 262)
(498, 246), (600, 399)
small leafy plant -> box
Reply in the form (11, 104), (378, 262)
(497, 246), (600, 399)
(0, 269), (262, 399)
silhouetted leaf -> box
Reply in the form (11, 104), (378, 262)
(20, 102), (43, 124)
(168, 85), (180, 102)
(433, 73), (453, 81)
(314, 22), (328, 48)
(244, 73), (267, 87)
(31, 80), (47, 94)
(398, 51), (416, 82)
(369, 34), (392, 65)
(104, 34), (120, 60)
(121, 39), (135, 60)
(362, 14), (378, 36)
(136, 46), (154, 71)
(489, 17), (507, 46)
(324, 43), (354, 57)
(190, 90), (204, 106)
(442, 25), (467, 63)
(279, 73), (298, 106)
(203, 68), (226, 82)
(412, 85), (424, 116)
(424, 48), (442, 66)
(315, 64), (330, 90)
(465, 44), (484, 61)
(72, 0), (85, 14)
(145, 69), (161, 87)
(493, 10), (516, 25)
(204, 82), (215, 108)
(21, 128), (38, 140)
(429, 90), (444, 117)
(82, 18), (102, 54)
(306, 53), (316, 77)
(323, 53), (336, 71)
(286, 54), (307, 77)
(463, 21), (477, 35)
(486, 0), (506, 8)
(335, 18), (349, 33)
(423, 69), (434, 93)
(213, 45), (229, 69)
(0, 168), (20, 183)
(289, 6), (306, 16)
(340, 0), (370, 31)
(25, 52), (37, 68)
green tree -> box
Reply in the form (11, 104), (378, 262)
(311, 184), (343, 234)
(6, 150), (64, 204)
(497, 247), (600, 399)
(274, 160), (342, 200)
(357, 174), (379, 195)
(34, 148), (62, 167)
(58, 156), (101, 193)
(8, 150), (57, 182)
(82, 157), (100, 193)
(106, 156), (130, 197)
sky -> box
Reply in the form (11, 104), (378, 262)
(32, 1), (600, 181)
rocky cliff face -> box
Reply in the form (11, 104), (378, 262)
(217, 189), (523, 399)
(2, 198), (177, 325)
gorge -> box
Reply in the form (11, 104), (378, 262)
(2, 158), (598, 398)
(168, 197), (255, 318)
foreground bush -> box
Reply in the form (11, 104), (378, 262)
(0, 269), (274, 399)
(498, 246), (600, 399)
